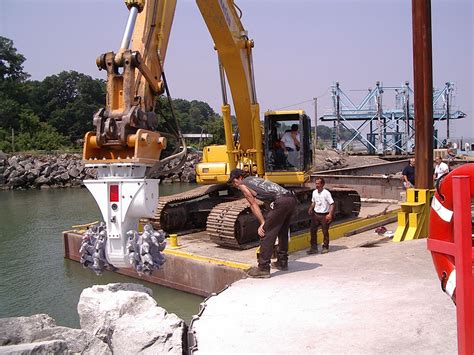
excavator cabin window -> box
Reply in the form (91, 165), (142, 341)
(263, 112), (312, 173)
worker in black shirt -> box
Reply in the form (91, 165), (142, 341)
(228, 168), (297, 278)
(402, 158), (415, 189)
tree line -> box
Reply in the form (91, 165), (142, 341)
(0, 36), (225, 153)
(0, 36), (351, 154)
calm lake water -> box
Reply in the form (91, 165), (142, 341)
(0, 183), (203, 328)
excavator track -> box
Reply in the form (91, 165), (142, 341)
(207, 187), (361, 249)
(150, 185), (361, 249)
(206, 198), (265, 249)
(149, 184), (230, 233)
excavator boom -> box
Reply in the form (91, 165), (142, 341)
(196, 0), (263, 179)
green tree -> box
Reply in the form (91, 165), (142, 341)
(0, 37), (30, 132)
(29, 71), (105, 143)
(340, 126), (356, 140)
(0, 36), (226, 152)
(316, 124), (356, 141)
(0, 96), (22, 131)
(155, 97), (224, 144)
(317, 125), (332, 139)
(202, 116), (225, 145)
(0, 36), (29, 82)
(4, 109), (69, 152)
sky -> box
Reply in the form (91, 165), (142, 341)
(1, 0), (473, 140)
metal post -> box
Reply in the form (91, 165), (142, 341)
(452, 176), (474, 354)
(412, 0), (434, 189)
(369, 120), (373, 154)
(376, 82), (383, 154)
(313, 97), (318, 149)
(395, 112), (400, 155)
(336, 82), (341, 150)
(404, 82), (411, 155)
(445, 82), (450, 140)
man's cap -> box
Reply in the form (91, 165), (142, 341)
(227, 168), (245, 184)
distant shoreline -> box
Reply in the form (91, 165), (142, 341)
(0, 152), (201, 190)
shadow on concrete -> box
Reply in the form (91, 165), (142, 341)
(326, 245), (348, 252)
(359, 243), (383, 248)
(293, 244), (348, 258)
(273, 260), (322, 276)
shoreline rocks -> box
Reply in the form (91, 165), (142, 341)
(0, 283), (186, 354)
(0, 152), (201, 190)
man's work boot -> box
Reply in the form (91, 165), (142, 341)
(321, 247), (329, 254)
(247, 266), (270, 279)
(271, 259), (288, 271)
(306, 247), (319, 255)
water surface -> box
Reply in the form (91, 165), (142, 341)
(0, 183), (202, 328)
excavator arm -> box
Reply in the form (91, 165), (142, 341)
(83, 0), (266, 269)
(196, 0), (264, 179)
(82, 0), (178, 270)
(84, 0), (176, 162)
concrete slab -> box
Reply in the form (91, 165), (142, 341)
(191, 238), (457, 353)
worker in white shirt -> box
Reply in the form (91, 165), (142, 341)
(307, 177), (335, 255)
(280, 124), (301, 167)
(433, 156), (449, 181)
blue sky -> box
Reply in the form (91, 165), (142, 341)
(2, 0), (472, 139)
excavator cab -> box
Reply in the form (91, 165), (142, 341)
(264, 110), (312, 184)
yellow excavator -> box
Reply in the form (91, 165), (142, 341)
(82, 1), (360, 268)
(148, 1), (361, 248)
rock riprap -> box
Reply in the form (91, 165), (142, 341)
(0, 152), (202, 190)
(0, 283), (186, 354)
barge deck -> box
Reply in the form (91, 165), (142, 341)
(63, 201), (400, 296)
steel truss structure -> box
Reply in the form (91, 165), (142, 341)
(321, 82), (466, 154)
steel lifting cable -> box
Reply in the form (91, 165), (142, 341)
(139, 0), (187, 178)
(125, 0), (187, 178)
(146, 70), (188, 178)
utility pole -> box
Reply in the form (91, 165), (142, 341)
(335, 82), (341, 150)
(445, 82), (450, 140)
(404, 81), (411, 155)
(376, 82), (383, 154)
(412, 0), (434, 189)
(313, 97), (318, 150)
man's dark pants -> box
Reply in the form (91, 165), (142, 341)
(258, 196), (297, 270)
(310, 212), (330, 250)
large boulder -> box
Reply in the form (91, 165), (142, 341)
(0, 314), (56, 345)
(34, 175), (50, 186)
(78, 283), (186, 354)
(67, 166), (80, 178)
(0, 340), (68, 354)
(0, 314), (89, 353)
(29, 326), (90, 353)
(0, 284), (186, 354)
